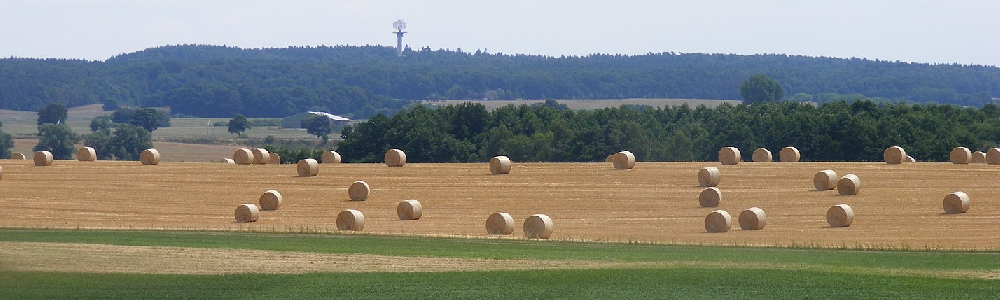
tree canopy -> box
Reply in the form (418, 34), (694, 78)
(740, 74), (785, 104)
(33, 124), (78, 159)
(227, 114), (250, 136)
(37, 103), (68, 125)
(0, 45), (997, 119)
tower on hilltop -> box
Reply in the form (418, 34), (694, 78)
(392, 19), (407, 57)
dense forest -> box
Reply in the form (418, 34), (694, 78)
(1, 45), (998, 119)
(337, 101), (1000, 163)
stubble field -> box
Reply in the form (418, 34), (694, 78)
(1, 157), (997, 250)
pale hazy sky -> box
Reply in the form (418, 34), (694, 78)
(1, 0), (998, 66)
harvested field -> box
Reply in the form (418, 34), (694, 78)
(0, 160), (998, 249)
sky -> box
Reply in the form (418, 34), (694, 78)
(1, 0), (998, 66)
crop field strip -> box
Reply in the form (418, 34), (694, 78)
(0, 158), (998, 250)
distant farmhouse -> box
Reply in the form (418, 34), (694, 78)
(282, 111), (351, 128)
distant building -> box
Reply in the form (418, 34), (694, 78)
(281, 111), (351, 128)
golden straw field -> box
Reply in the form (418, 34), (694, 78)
(1, 157), (998, 250)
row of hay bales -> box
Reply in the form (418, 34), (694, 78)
(230, 148), (282, 165)
(718, 146), (802, 165)
(22, 149), (161, 166)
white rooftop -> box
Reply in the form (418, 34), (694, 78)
(307, 111), (350, 121)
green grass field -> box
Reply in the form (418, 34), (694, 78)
(0, 229), (996, 298)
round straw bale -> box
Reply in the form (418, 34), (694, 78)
(739, 207), (767, 230)
(904, 155), (916, 163)
(269, 153), (281, 164)
(77, 147), (97, 161)
(950, 147), (971, 164)
(234, 204), (259, 223)
(252, 148), (270, 165)
(10, 152), (26, 160)
(336, 209), (365, 231)
(385, 149), (406, 167)
(699, 187), (722, 207)
(826, 204), (854, 227)
(718, 147), (741, 165)
(321, 151), (342, 163)
(348, 181), (370, 201)
(883, 146), (906, 164)
(971, 151), (986, 163)
(813, 170), (838, 191)
(219, 158), (235, 164)
(837, 174), (860, 196)
(33, 151), (53, 166)
(779, 147), (801, 162)
(605, 154), (614, 162)
(140, 148), (160, 165)
(751, 148), (772, 162)
(396, 199), (422, 220)
(233, 148), (253, 165)
(704, 210), (732, 233)
(296, 159), (319, 177)
(258, 190), (282, 211)
(612, 151), (636, 170)
(987, 148), (1000, 165)
(486, 212), (515, 235)
(490, 155), (512, 174)
(523, 214), (554, 239)
(698, 167), (720, 187)
(943, 191), (970, 214)
(0, 165), (3, 180)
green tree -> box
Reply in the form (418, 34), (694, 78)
(90, 116), (113, 132)
(0, 129), (13, 158)
(739, 74), (785, 105)
(305, 115), (334, 143)
(33, 124), (78, 159)
(129, 108), (161, 132)
(228, 114), (251, 136)
(37, 103), (68, 125)
(86, 124), (153, 160)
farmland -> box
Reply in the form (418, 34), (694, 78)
(421, 98), (741, 110)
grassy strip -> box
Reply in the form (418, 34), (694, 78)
(2, 268), (997, 299)
(1, 228), (998, 273)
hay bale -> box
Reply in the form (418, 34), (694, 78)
(837, 174), (860, 196)
(348, 180), (370, 201)
(0, 164), (3, 180)
(252, 148), (270, 165)
(605, 154), (614, 162)
(751, 148), (772, 162)
(718, 147), (741, 165)
(396, 199), (422, 220)
(140, 149), (160, 165)
(699, 187), (722, 207)
(10, 152), (26, 160)
(813, 170), (838, 191)
(987, 148), (1000, 165)
(233, 148), (254, 165)
(523, 214), (553, 239)
(884, 146), (906, 164)
(698, 167), (721, 187)
(943, 191), (970, 214)
(258, 190), (282, 211)
(321, 151), (342, 164)
(779, 147), (801, 162)
(739, 207), (767, 230)
(704, 210), (732, 233)
(904, 155), (916, 163)
(77, 147), (97, 161)
(234, 204), (260, 223)
(269, 153), (281, 165)
(972, 151), (986, 163)
(297, 159), (319, 177)
(612, 151), (636, 170)
(826, 204), (854, 227)
(385, 149), (406, 167)
(336, 209), (365, 231)
(219, 158), (235, 164)
(33, 151), (53, 166)
(490, 155), (512, 175)
(950, 147), (971, 164)
(486, 212), (515, 235)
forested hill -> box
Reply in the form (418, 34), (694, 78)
(1, 44), (998, 118)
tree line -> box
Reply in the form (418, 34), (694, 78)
(1, 45), (998, 119)
(336, 100), (1000, 163)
